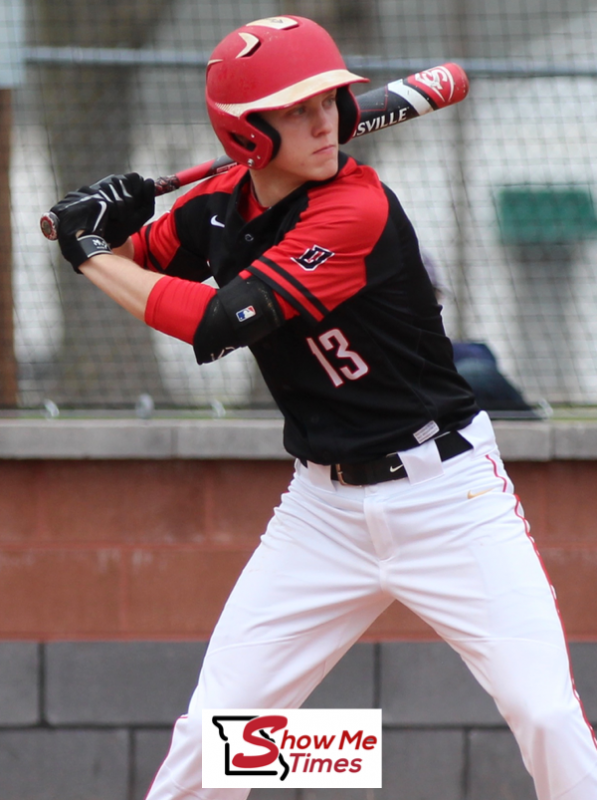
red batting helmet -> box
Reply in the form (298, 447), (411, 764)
(205, 16), (368, 168)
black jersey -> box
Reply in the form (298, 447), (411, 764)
(133, 153), (478, 464)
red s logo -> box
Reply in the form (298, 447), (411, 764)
(231, 715), (288, 769)
(411, 66), (456, 104)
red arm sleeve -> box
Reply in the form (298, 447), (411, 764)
(144, 276), (217, 343)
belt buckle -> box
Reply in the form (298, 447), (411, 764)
(334, 463), (350, 486)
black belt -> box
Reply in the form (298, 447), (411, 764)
(329, 431), (473, 486)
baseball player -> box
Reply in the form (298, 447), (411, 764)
(49, 16), (597, 800)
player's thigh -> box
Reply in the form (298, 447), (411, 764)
(385, 447), (568, 695)
(202, 479), (390, 707)
(383, 445), (563, 646)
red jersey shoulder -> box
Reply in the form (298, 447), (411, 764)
(302, 158), (389, 245)
(288, 158), (389, 266)
(247, 159), (391, 323)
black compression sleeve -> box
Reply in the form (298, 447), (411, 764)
(193, 275), (284, 363)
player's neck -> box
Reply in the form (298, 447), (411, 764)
(249, 167), (305, 209)
(249, 180), (270, 211)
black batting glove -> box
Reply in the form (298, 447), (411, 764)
(50, 172), (155, 273)
(57, 230), (113, 274)
(51, 172), (155, 249)
(53, 210), (111, 274)
(87, 173), (155, 247)
(50, 192), (110, 273)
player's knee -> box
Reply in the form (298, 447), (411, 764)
(501, 690), (577, 742)
(487, 643), (577, 735)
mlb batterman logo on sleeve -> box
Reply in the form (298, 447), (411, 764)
(236, 306), (257, 322)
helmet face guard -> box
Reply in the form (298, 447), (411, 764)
(205, 16), (368, 168)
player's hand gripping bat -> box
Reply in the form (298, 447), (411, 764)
(40, 62), (469, 240)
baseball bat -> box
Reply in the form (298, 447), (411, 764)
(40, 62), (468, 240)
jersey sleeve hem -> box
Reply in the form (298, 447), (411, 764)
(248, 257), (329, 324)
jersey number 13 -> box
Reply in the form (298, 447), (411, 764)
(307, 328), (370, 388)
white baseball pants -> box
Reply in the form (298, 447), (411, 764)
(145, 412), (597, 800)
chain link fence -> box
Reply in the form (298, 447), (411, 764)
(3, 0), (597, 412)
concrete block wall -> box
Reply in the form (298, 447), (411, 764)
(1, 640), (596, 800)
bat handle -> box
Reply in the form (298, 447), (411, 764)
(40, 211), (60, 241)
(154, 173), (182, 196)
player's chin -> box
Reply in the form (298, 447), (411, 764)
(309, 150), (339, 180)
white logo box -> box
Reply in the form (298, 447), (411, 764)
(203, 708), (382, 789)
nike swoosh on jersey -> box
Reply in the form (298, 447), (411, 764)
(390, 464), (405, 473)
(467, 488), (494, 499)
(210, 215), (225, 228)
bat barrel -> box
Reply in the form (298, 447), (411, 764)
(406, 62), (469, 109)
(354, 62), (469, 137)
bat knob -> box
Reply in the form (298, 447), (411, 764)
(40, 212), (59, 241)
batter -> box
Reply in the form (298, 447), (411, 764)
(49, 15), (597, 800)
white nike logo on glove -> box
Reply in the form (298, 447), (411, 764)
(211, 215), (225, 228)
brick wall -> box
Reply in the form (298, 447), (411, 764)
(0, 458), (596, 640)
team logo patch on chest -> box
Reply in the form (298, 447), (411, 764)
(291, 245), (335, 271)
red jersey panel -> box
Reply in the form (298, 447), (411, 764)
(247, 165), (388, 323)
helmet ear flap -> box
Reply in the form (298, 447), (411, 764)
(337, 86), (360, 144)
(246, 113), (282, 162)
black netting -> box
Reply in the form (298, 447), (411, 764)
(3, 0), (597, 412)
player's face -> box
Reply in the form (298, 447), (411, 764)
(255, 90), (339, 203)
